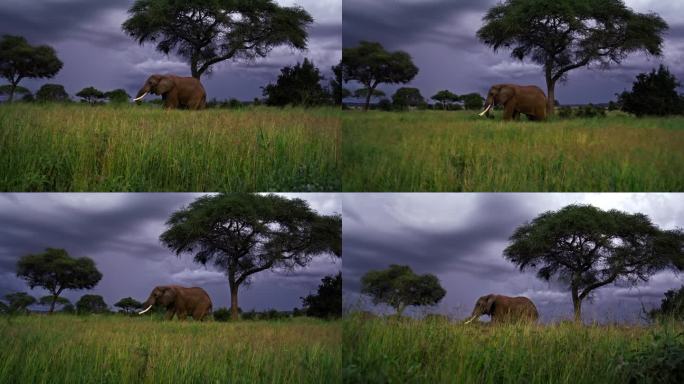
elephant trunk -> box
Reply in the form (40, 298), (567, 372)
(133, 85), (150, 101)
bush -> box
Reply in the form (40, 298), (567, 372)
(575, 104), (606, 118)
(618, 331), (684, 384)
(618, 65), (683, 117)
(213, 307), (231, 322)
(377, 98), (392, 111)
(558, 106), (573, 118)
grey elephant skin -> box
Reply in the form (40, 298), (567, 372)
(134, 74), (206, 110)
(139, 285), (213, 321)
(465, 294), (539, 324)
(481, 84), (547, 121)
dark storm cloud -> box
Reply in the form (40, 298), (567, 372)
(343, 0), (684, 104)
(343, 193), (684, 323)
(0, 0), (341, 101)
(0, 193), (340, 312)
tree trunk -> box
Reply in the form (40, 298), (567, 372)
(363, 88), (373, 111)
(7, 83), (17, 103)
(49, 294), (58, 314)
(546, 75), (556, 117)
(571, 286), (582, 323)
(230, 284), (239, 320)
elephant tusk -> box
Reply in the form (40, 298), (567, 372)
(479, 104), (492, 116)
(138, 305), (153, 315)
(464, 316), (477, 324)
(133, 92), (148, 102)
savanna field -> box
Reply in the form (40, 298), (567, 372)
(0, 104), (340, 192)
(342, 110), (684, 192)
(342, 316), (684, 384)
(0, 315), (341, 384)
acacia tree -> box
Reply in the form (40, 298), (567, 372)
(122, 0), (312, 79)
(353, 88), (385, 103)
(1, 292), (36, 314)
(477, 0), (668, 116)
(160, 193), (341, 320)
(76, 294), (108, 314)
(361, 264), (446, 316)
(342, 41), (418, 111)
(0, 35), (62, 102)
(114, 297), (143, 315)
(16, 248), (103, 314)
(262, 58), (328, 106)
(504, 205), (684, 322)
(392, 87), (425, 110)
(76, 86), (105, 104)
(39, 295), (70, 311)
(36, 84), (69, 102)
(460, 93), (484, 110)
(431, 90), (459, 110)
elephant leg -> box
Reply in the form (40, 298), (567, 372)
(503, 103), (515, 121)
(512, 110), (521, 120)
(165, 309), (175, 320)
(177, 311), (188, 321)
(164, 93), (179, 109)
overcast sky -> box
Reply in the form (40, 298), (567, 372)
(0, 0), (341, 101)
(343, 0), (684, 104)
(343, 193), (684, 323)
(0, 193), (341, 312)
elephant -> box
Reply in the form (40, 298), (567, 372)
(464, 294), (539, 324)
(138, 285), (212, 321)
(479, 84), (547, 121)
(133, 74), (206, 110)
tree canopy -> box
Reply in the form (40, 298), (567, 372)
(460, 93), (485, 110)
(361, 264), (446, 316)
(504, 204), (684, 322)
(262, 58), (329, 106)
(16, 248), (102, 313)
(105, 89), (132, 103)
(39, 295), (70, 308)
(431, 90), (460, 110)
(114, 297), (143, 315)
(0, 35), (62, 102)
(618, 65), (683, 117)
(122, 0), (312, 79)
(36, 83), (69, 102)
(477, 0), (668, 116)
(392, 87), (425, 110)
(76, 294), (108, 314)
(76, 86), (105, 104)
(649, 285), (684, 322)
(1, 292), (36, 314)
(160, 193), (341, 320)
(342, 41), (418, 111)
(301, 272), (341, 319)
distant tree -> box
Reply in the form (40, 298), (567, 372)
(342, 41), (418, 111)
(35, 83), (69, 102)
(61, 303), (75, 314)
(607, 101), (619, 111)
(262, 58), (329, 106)
(431, 90), (459, 110)
(1, 292), (36, 314)
(649, 286), (684, 321)
(301, 272), (341, 319)
(460, 93), (484, 110)
(16, 248), (103, 314)
(504, 204), (684, 323)
(122, 0), (312, 79)
(617, 65), (683, 117)
(76, 294), (108, 314)
(104, 89), (131, 104)
(76, 86), (105, 105)
(377, 98), (392, 111)
(353, 87), (386, 104)
(114, 297), (143, 315)
(0, 84), (31, 101)
(477, 0), (668, 116)
(361, 264), (446, 316)
(0, 35), (62, 102)
(330, 63), (350, 105)
(392, 87), (424, 110)
(160, 193), (341, 320)
(39, 295), (70, 311)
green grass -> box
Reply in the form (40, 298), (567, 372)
(342, 110), (684, 191)
(0, 104), (340, 191)
(343, 316), (684, 384)
(0, 314), (341, 384)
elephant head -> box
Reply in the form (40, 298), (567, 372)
(138, 286), (176, 315)
(464, 294), (496, 324)
(479, 84), (515, 116)
(133, 75), (174, 101)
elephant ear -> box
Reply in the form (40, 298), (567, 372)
(160, 286), (176, 304)
(157, 76), (174, 94)
(485, 295), (496, 314)
(498, 86), (515, 104)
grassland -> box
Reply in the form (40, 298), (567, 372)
(343, 316), (684, 384)
(0, 314), (340, 384)
(342, 110), (684, 191)
(0, 104), (340, 192)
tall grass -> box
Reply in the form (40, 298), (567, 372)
(343, 316), (684, 384)
(0, 104), (340, 191)
(342, 111), (684, 191)
(0, 314), (340, 384)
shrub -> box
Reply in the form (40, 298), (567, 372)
(558, 106), (573, 118)
(618, 331), (684, 384)
(575, 104), (606, 118)
(213, 307), (231, 322)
